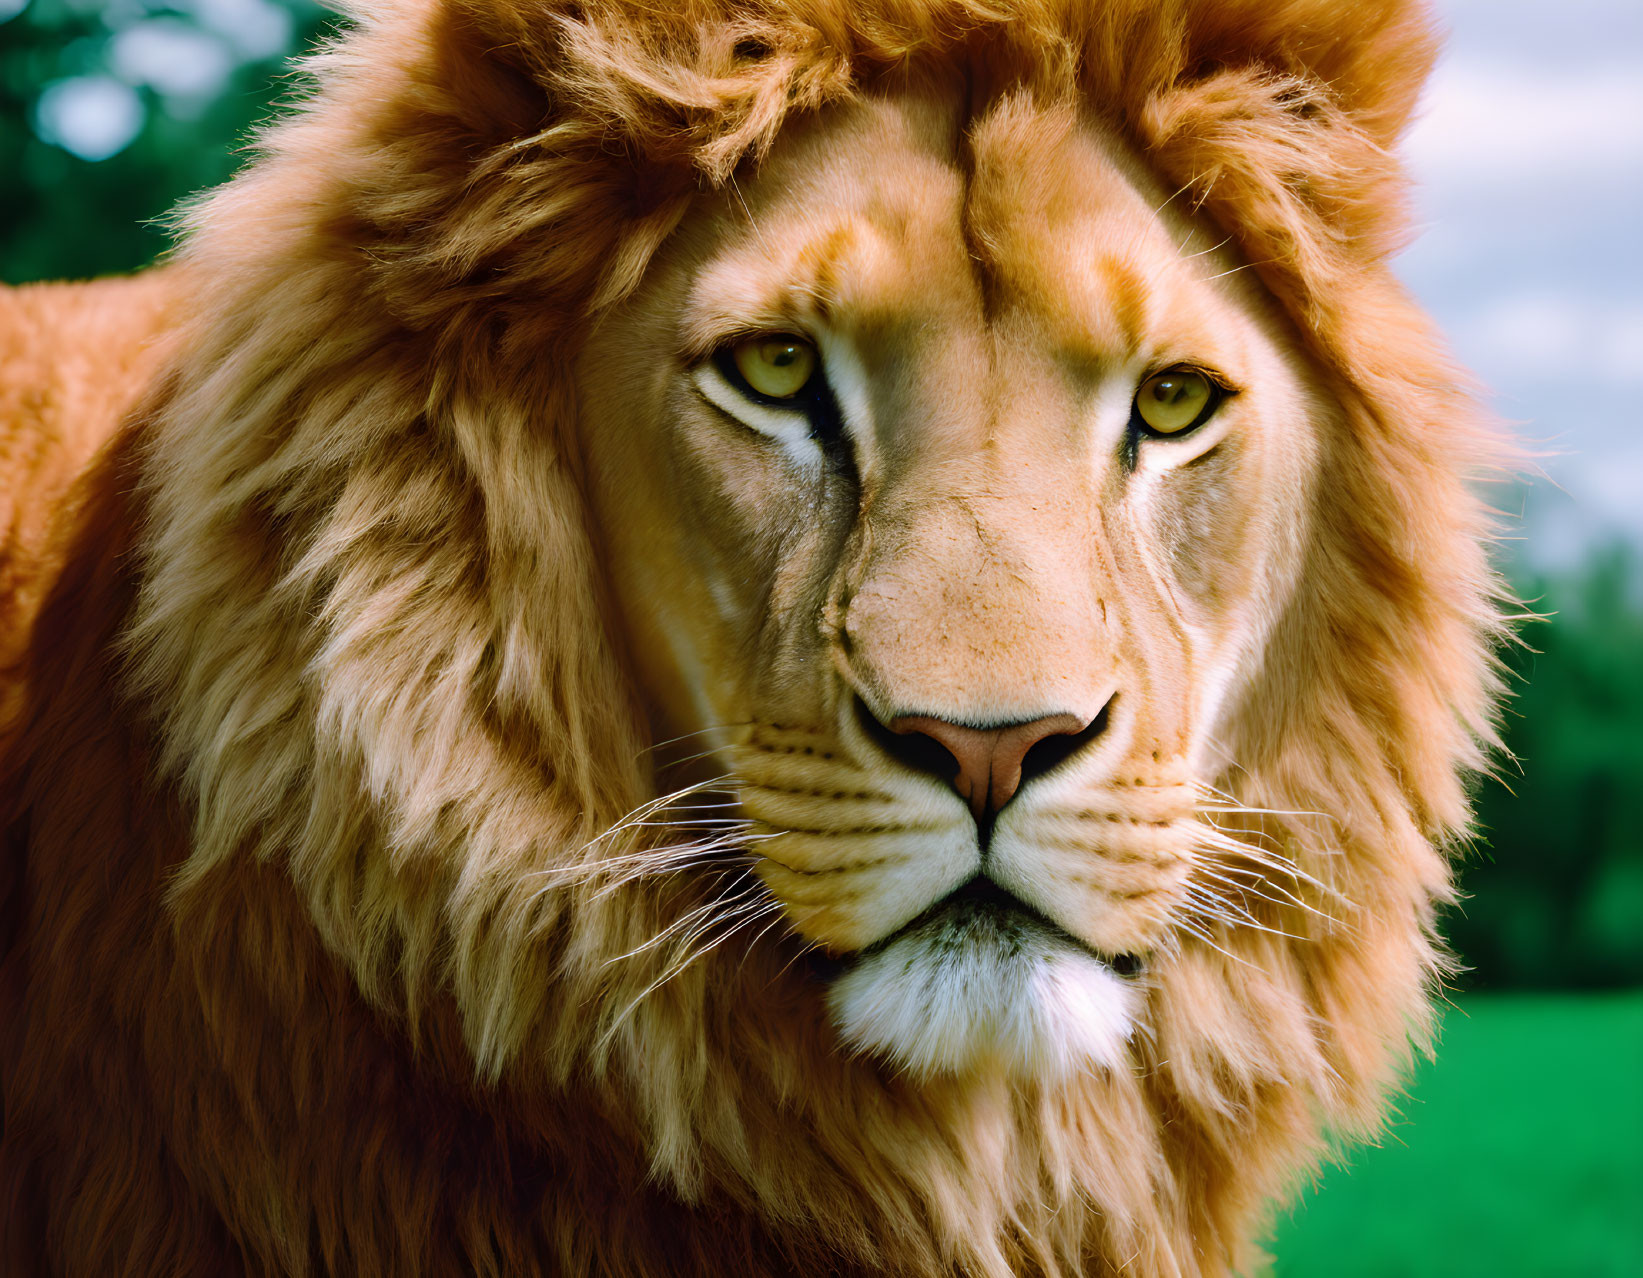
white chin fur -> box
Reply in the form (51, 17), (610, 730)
(825, 913), (1139, 1080)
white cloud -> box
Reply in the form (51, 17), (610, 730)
(1459, 294), (1643, 386)
(179, 0), (295, 62)
(1407, 59), (1643, 194)
(1395, 5), (1643, 567)
(1582, 436), (1643, 513)
(32, 75), (146, 162)
(111, 20), (236, 102)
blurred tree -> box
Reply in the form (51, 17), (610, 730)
(1456, 548), (1643, 989)
(0, 0), (335, 284)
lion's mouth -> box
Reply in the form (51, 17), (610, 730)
(815, 875), (1146, 980)
(816, 874), (1147, 1077)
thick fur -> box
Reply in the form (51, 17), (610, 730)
(0, 2), (1507, 1275)
(0, 272), (188, 751)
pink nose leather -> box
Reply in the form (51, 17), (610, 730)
(888, 713), (1089, 819)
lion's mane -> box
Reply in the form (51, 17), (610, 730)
(1, 1), (1506, 1275)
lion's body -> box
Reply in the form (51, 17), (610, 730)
(0, 273), (186, 749)
(1, 2), (1506, 1276)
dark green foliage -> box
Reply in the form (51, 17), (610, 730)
(0, 0), (336, 284)
(1454, 547), (1643, 990)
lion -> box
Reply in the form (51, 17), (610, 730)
(0, 0), (1508, 1274)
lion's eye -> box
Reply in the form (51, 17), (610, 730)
(731, 334), (817, 400)
(1133, 367), (1219, 436)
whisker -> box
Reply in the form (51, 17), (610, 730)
(596, 901), (785, 1054)
(1193, 780), (1337, 825)
(601, 881), (769, 966)
(1193, 825), (1343, 900)
(1179, 233), (1232, 263)
(734, 907), (796, 977)
(1181, 884), (1310, 943)
(650, 742), (737, 773)
(1168, 915), (1259, 972)
(1190, 838), (1343, 913)
(729, 173), (771, 256)
(587, 852), (761, 901)
(1196, 800), (1335, 824)
(1200, 260), (1261, 284)
(1152, 177), (1196, 217)
(1190, 863), (1333, 924)
(599, 817), (750, 830)
(529, 833), (747, 881)
(769, 934), (825, 986)
(638, 721), (757, 757)
(576, 778), (738, 847)
(527, 827), (773, 901)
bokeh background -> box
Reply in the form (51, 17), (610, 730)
(3, 0), (1639, 1272)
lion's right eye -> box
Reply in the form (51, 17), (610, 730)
(730, 334), (818, 400)
(1133, 366), (1220, 436)
(696, 333), (849, 465)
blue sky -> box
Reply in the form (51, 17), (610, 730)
(1398, 0), (1643, 570)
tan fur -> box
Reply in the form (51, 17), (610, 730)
(0, 2), (1508, 1275)
(0, 272), (188, 749)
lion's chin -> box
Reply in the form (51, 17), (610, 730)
(824, 882), (1141, 1080)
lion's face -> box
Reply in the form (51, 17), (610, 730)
(577, 85), (1329, 1078)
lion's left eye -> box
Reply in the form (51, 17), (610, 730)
(1133, 366), (1223, 436)
(730, 334), (817, 400)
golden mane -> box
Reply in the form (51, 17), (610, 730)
(0, 1), (1508, 1274)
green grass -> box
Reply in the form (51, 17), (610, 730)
(1270, 991), (1643, 1277)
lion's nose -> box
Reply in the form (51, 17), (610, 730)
(884, 711), (1098, 821)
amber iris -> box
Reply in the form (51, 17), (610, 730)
(1135, 367), (1215, 435)
(732, 335), (817, 399)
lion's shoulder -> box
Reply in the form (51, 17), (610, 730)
(0, 269), (187, 748)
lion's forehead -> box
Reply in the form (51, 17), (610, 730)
(685, 89), (1247, 393)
